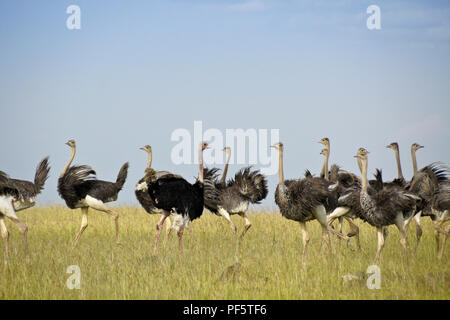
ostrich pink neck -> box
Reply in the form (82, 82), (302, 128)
(198, 144), (204, 182)
(220, 150), (231, 184)
(278, 147), (284, 184)
(61, 146), (76, 177)
(146, 150), (153, 170)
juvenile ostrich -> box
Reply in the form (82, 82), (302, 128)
(144, 142), (209, 253)
(0, 157), (50, 264)
(272, 142), (334, 262)
(57, 140), (129, 247)
(355, 148), (419, 264)
(203, 146), (268, 238)
(408, 143), (449, 250)
(135, 145), (174, 236)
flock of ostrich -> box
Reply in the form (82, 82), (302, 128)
(0, 138), (448, 266)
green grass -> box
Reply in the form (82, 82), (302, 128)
(0, 206), (448, 299)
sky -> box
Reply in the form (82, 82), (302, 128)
(0, 0), (449, 208)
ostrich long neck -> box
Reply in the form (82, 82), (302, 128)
(321, 149), (330, 180)
(278, 148), (284, 184)
(146, 150), (153, 170)
(394, 148), (404, 180)
(411, 148), (418, 176)
(61, 147), (76, 177)
(357, 157), (363, 174)
(361, 157), (368, 192)
(198, 146), (204, 183)
(220, 151), (231, 184)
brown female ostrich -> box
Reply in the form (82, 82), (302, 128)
(57, 140), (129, 247)
(273, 142), (335, 262)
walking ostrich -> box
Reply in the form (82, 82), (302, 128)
(0, 157), (50, 264)
(203, 146), (268, 238)
(319, 148), (361, 249)
(57, 140), (129, 247)
(408, 143), (449, 251)
(318, 138), (360, 238)
(355, 148), (419, 264)
(135, 145), (174, 237)
(431, 182), (450, 259)
(272, 142), (334, 262)
(144, 142), (209, 253)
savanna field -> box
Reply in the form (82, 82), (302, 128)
(0, 206), (448, 300)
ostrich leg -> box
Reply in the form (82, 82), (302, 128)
(239, 212), (252, 238)
(218, 208), (237, 234)
(154, 210), (170, 254)
(299, 222), (310, 263)
(73, 207), (88, 248)
(0, 217), (9, 266)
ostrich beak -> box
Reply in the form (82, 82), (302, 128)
(386, 145), (391, 148)
(139, 147), (146, 151)
(418, 145), (424, 149)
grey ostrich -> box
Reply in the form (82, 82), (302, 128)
(203, 146), (268, 238)
(0, 157), (50, 264)
(356, 148), (420, 264)
(408, 143), (449, 252)
(57, 140), (129, 247)
(272, 142), (334, 262)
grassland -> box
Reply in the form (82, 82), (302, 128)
(0, 206), (448, 300)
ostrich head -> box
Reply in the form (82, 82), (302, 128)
(318, 137), (330, 149)
(354, 147), (369, 160)
(320, 148), (329, 157)
(200, 142), (209, 151)
(222, 146), (231, 154)
(386, 142), (399, 150)
(65, 139), (76, 148)
(140, 145), (152, 153)
(411, 143), (424, 152)
(271, 142), (284, 151)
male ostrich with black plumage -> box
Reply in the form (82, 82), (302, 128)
(0, 157), (50, 264)
(203, 146), (268, 238)
(57, 140), (129, 247)
(144, 141), (209, 253)
(135, 145), (175, 237)
(272, 142), (335, 262)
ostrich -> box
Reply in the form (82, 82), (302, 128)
(57, 140), (129, 247)
(408, 143), (449, 250)
(0, 157), (50, 264)
(144, 142), (209, 253)
(272, 142), (334, 262)
(431, 182), (450, 259)
(355, 148), (419, 264)
(203, 146), (268, 238)
(386, 142), (405, 184)
(319, 148), (361, 249)
(318, 138), (360, 246)
(135, 145), (175, 238)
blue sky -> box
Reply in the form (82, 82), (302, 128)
(0, 0), (449, 207)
